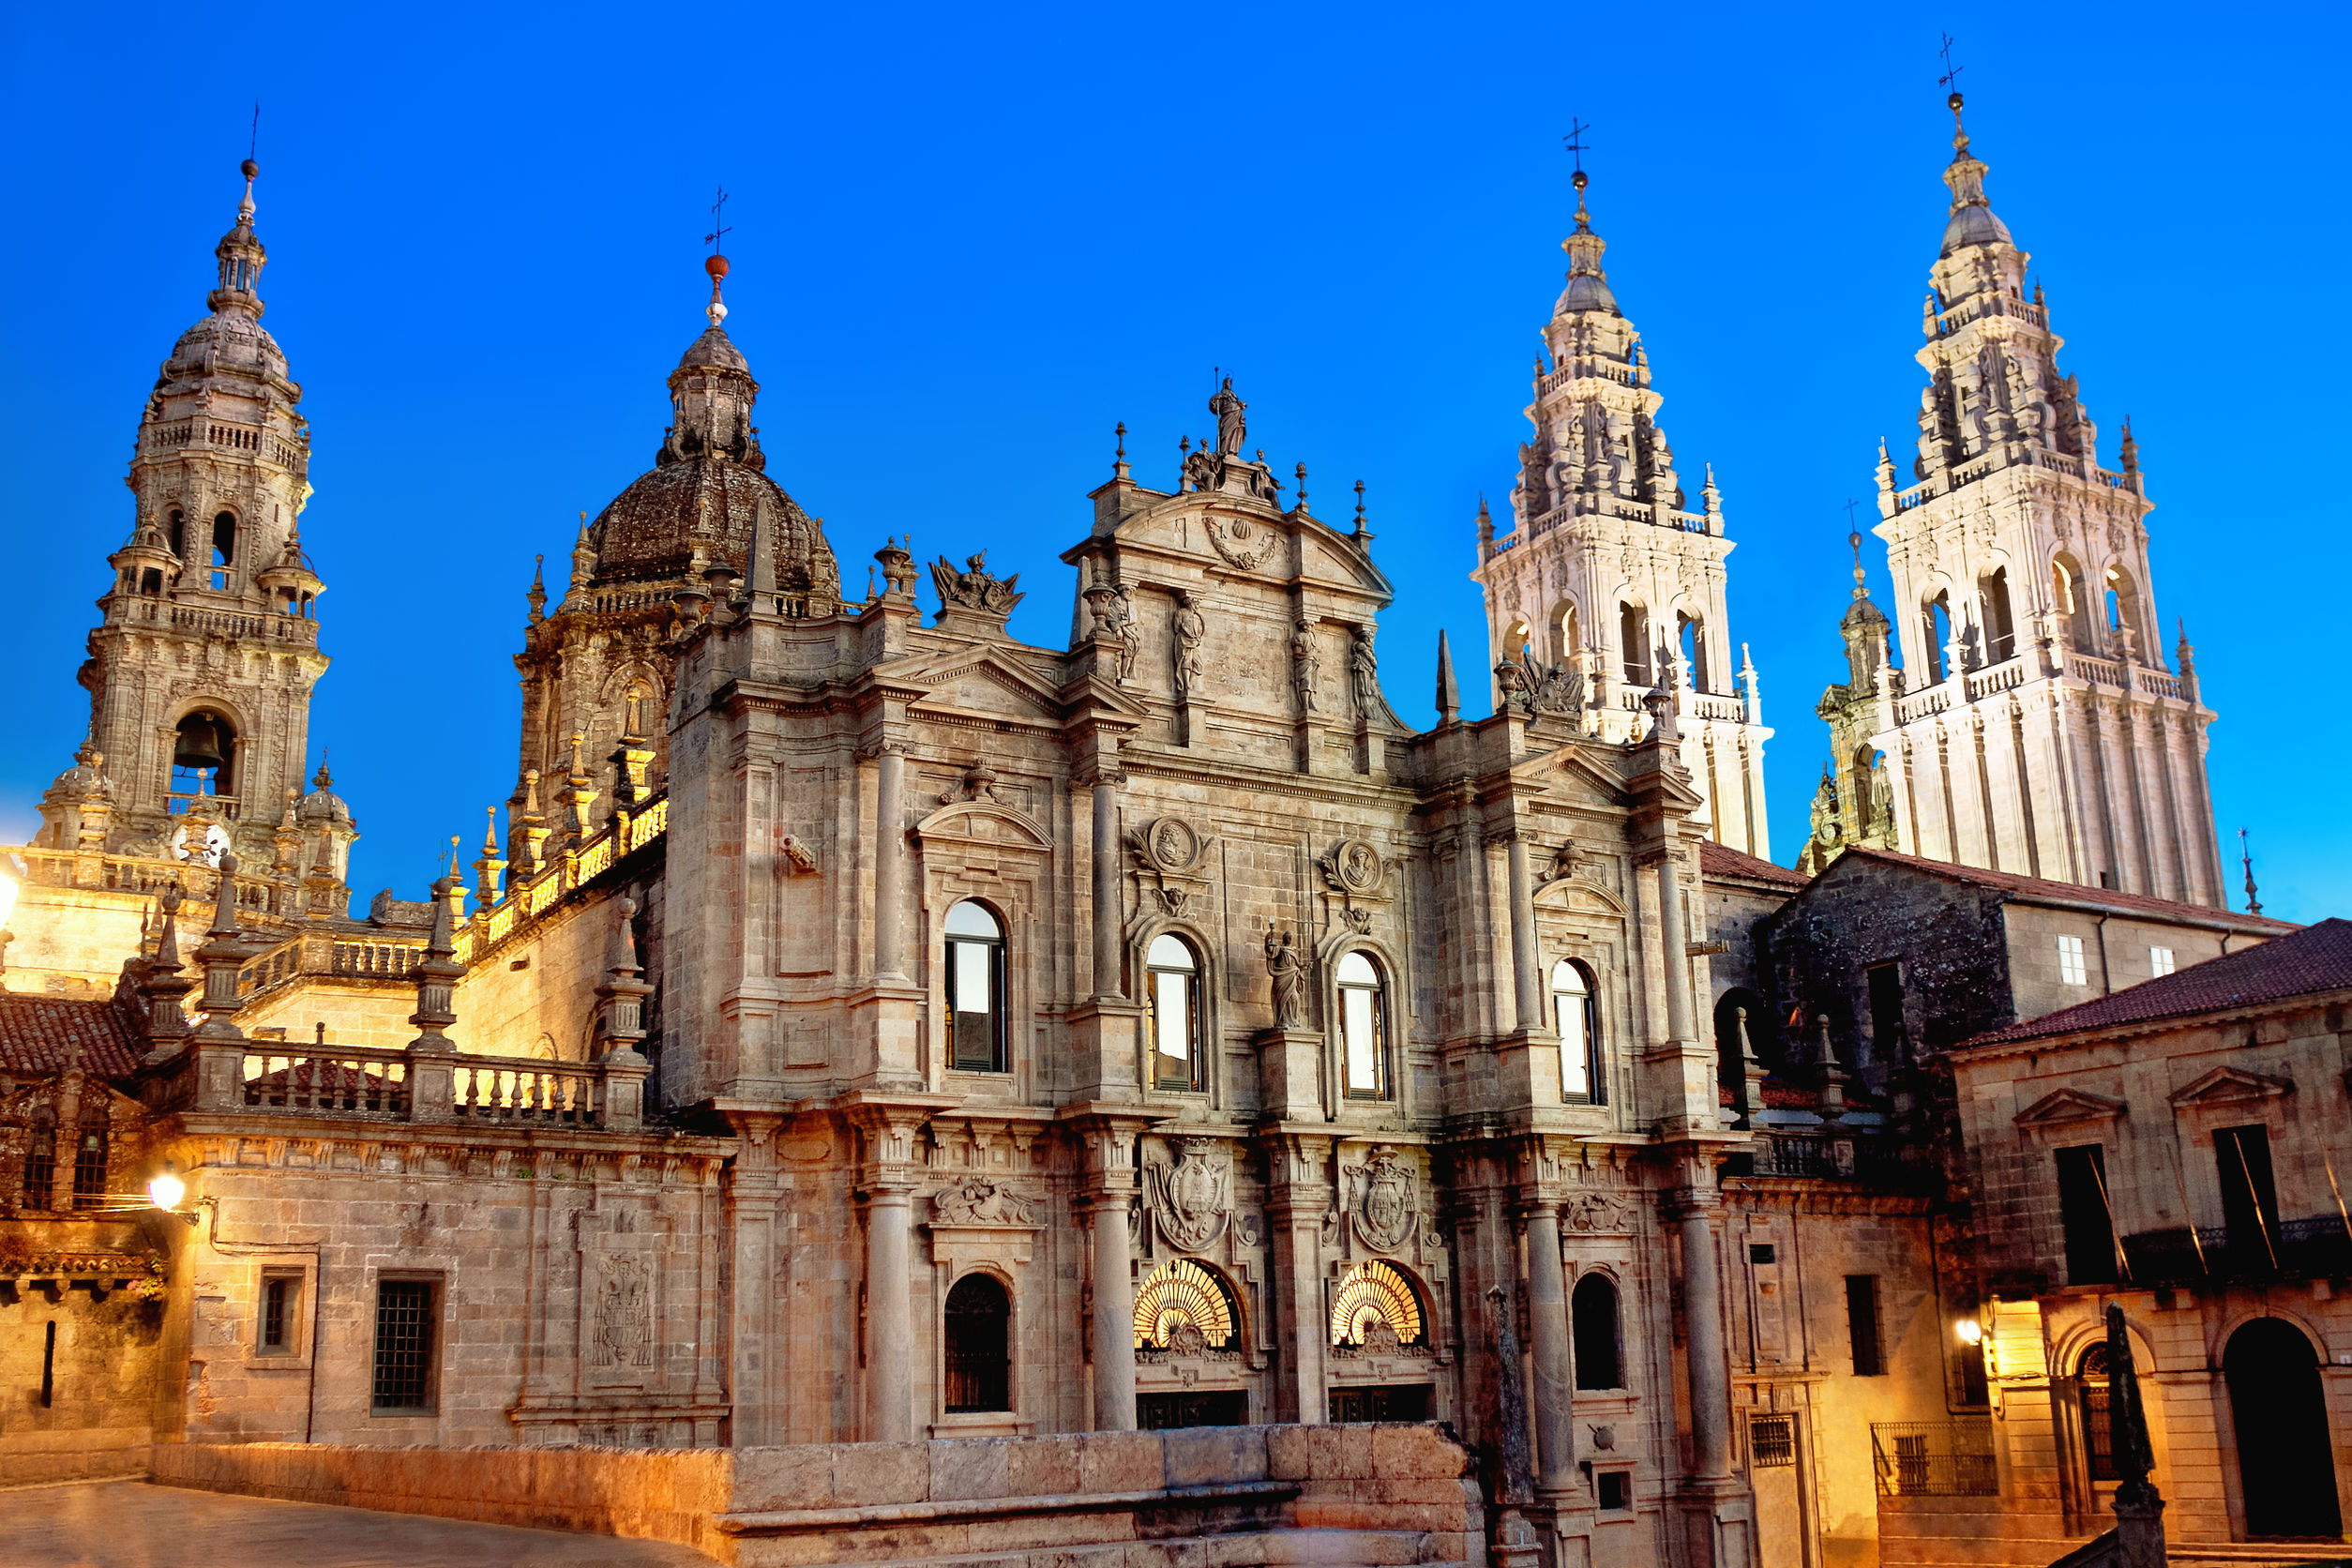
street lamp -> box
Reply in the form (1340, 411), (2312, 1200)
(147, 1164), (199, 1225)
(1954, 1318), (1983, 1346)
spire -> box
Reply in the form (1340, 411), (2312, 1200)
(1555, 166), (1620, 317)
(1435, 630), (1460, 724)
(1936, 81), (2013, 260)
(207, 156), (269, 318)
(526, 553), (547, 624)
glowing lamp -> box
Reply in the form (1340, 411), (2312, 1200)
(1955, 1318), (1984, 1346)
(148, 1170), (186, 1213)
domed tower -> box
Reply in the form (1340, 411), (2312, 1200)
(69, 158), (328, 862)
(506, 256), (840, 869)
(1470, 166), (1773, 855)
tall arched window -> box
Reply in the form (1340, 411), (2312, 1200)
(1921, 592), (1955, 682)
(1573, 1274), (1621, 1390)
(1550, 602), (1580, 668)
(168, 509), (188, 563)
(1147, 934), (1202, 1091)
(1979, 567), (2016, 663)
(1336, 951), (1390, 1100)
(71, 1103), (109, 1207)
(944, 900), (1007, 1073)
(2077, 1343), (2117, 1482)
(1677, 611), (1709, 693)
(942, 1273), (1011, 1413)
(1620, 603), (1651, 686)
(22, 1108), (55, 1211)
(209, 511), (237, 592)
(2052, 556), (2091, 651)
(1552, 960), (1602, 1103)
(170, 711), (236, 807)
(2103, 566), (2142, 653)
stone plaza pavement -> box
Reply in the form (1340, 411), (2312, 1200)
(0, 1479), (722, 1568)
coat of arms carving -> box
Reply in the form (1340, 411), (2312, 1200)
(1145, 1138), (1233, 1253)
(593, 1256), (655, 1369)
(1347, 1147), (1418, 1254)
(932, 1175), (1040, 1227)
(1560, 1189), (1636, 1234)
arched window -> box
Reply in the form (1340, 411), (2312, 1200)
(1147, 934), (1202, 1092)
(1329, 1259), (1425, 1349)
(71, 1103), (109, 1207)
(22, 1108), (56, 1211)
(168, 509), (187, 563)
(209, 511), (237, 592)
(1505, 618), (1534, 667)
(1979, 567), (2016, 663)
(944, 900), (1007, 1073)
(1550, 602), (1580, 668)
(2078, 1343), (2117, 1482)
(1133, 1258), (1240, 1352)
(171, 711), (235, 807)
(1677, 611), (1709, 693)
(622, 681), (654, 740)
(1336, 951), (1390, 1100)
(942, 1273), (1011, 1413)
(2052, 555), (2091, 651)
(1552, 960), (1602, 1103)
(1921, 592), (1954, 682)
(2103, 566), (2142, 654)
(1620, 602), (1651, 686)
(1573, 1274), (1621, 1389)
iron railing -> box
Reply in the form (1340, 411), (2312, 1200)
(1872, 1418), (1997, 1498)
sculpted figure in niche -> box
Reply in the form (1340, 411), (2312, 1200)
(1264, 924), (1307, 1029)
(1290, 619), (1320, 715)
(1349, 626), (1379, 718)
(1109, 583), (1142, 683)
(1171, 591), (1206, 700)
(1210, 377), (1247, 457)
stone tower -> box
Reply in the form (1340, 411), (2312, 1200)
(1823, 91), (2222, 902)
(66, 158), (327, 863)
(1471, 169), (1773, 856)
(505, 256), (840, 875)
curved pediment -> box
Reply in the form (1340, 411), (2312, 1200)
(913, 800), (1053, 853)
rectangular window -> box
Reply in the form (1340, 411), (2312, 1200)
(1342, 985), (1383, 1098)
(2083, 1382), (2117, 1481)
(1752, 1415), (1797, 1468)
(1595, 1470), (1632, 1511)
(948, 936), (1000, 1072)
(1865, 961), (1908, 1057)
(1846, 1275), (1883, 1377)
(1557, 990), (1590, 1098)
(2055, 1144), (2118, 1285)
(260, 1275), (296, 1353)
(2057, 934), (2088, 986)
(2149, 946), (2175, 977)
(2215, 1124), (2280, 1261)
(370, 1279), (438, 1412)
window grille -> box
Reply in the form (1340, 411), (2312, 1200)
(261, 1277), (294, 1353)
(1751, 1416), (1797, 1468)
(371, 1280), (437, 1410)
(1871, 1418), (1998, 1496)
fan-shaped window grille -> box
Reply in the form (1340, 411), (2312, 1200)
(1329, 1259), (1425, 1348)
(1132, 1258), (1238, 1350)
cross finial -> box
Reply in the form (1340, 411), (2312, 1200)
(704, 186), (732, 255)
(1562, 118), (1591, 174)
(1937, 34), (1967, 127)
(2239, 828), (2263, 916)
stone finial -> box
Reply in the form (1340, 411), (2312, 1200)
(1434, 630), (1460, 725)
(1112, 422), (1129, 482)
(527, 554), (546, 624)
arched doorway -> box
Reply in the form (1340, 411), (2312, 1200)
(2225, 1319), (2340, 1539)
(942, 1273), (1011, 1413)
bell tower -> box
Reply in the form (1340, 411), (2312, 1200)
(1832, 89), (2223, 904)
(1470, 166), (1772, 856)
(61, 158), (328, 863)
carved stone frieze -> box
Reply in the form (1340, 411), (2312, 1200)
(1560, 1188), (1637, 1234)
(931, 1173), (1040, 1227)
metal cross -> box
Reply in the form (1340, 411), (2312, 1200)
(1937, 33), (1965, 96)
(249, 100), (261, 161)
(1562, 118), (1592, 173)
(704, 186), (732, 254)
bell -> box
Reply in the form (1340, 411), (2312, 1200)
(173, 716), (229, 773)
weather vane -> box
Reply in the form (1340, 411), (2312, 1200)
(249, 100), (261, 161)
(704, 186), (732, 256)
(1937, 33), (1965, 97)
(1562, 118), (1591, 174)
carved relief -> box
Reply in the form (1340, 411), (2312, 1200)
(1560, 1189), (1636, 1234)
(1317, 838), (1388, 899)
(929, 551), (1024, 615)
(1144, 1138), (1233, 1253)
(593, 1256), (656, 1369)
(1202, 513), (1281, 572)
(932, 1174), (1040, 1227)
(1128, 815), (1215, 919)
(1346, 1147), (1419, 1254)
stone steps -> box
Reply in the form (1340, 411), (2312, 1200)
(731, 1530), (1469, 1568)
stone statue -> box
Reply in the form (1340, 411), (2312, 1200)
(1210, 377), (1246, 457)
(1264, 924), (1306, 1029)
(929, 551), (1023, 616)
(1290, 619), (1319, 715)
(1171, 592), (1206, 700)
(1808, 768), (1842, 849)
(1349, 626), (1379, 719)
(1109, 583), (1141, 683)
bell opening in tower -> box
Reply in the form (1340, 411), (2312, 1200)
(170, 711), (235, 811)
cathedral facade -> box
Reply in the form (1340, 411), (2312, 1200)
(7, 88), (2327, 1568)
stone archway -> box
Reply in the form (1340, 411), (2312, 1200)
(2224, 1318), (2341, 1539)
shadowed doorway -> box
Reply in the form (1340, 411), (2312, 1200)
(2224, 1318), (2340, 1539)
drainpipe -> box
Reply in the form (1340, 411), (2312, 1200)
(2095, 913), (2113, 996)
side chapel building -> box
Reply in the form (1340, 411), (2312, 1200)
(4, 90), (2342, 1568)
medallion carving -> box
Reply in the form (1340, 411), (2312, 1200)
(1128, 816), (1215, 921)
(1144, 1138), (1234, 1253)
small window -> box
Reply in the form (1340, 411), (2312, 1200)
(1865, 961), (1908, 1058)
(1146, 934), (1202, 1092)
(1752, 1415), (1797, 1468)
(1552, 960), (1601, 1102)
(371, 1279), (439, 1412)
(260, 1274), (298, 1354)
(1572, 1273), (1621, 1389)
(944, 901), (1007, 1073)
(2149, 946), (2175, 977)
(2056, 934), (2088, 986)
(1595, 1470), (1632, 1511)
(1847, 1275), (1883, 1377)
(70, 1107), (109, 1208)
(22, 1112), (55, 1211)
(2079, 1343), (2117, 1482)
(1337, 951), (1391, 1100)
(943, 1273), (1011, 1413)
(1749, 1244), (1776, 1264)
(2055, 1144), (2118, 1286)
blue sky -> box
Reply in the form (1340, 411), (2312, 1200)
(2, 2), (2344, 920)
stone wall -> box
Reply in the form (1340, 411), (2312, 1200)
(148, 1422), (1485, 1567)
(0, 1244), (168, 1485)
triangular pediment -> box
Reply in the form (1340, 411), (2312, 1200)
(2013, 1087), (2127, 1127)
(2167, 1065), (2293, 1108)
(902, 646), (1069, 724)
(1543, 747), (1630, 809)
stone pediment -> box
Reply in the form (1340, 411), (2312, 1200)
(2013, 1087), (2126, 1127)
(2167, 1065), (2293, 1108)
(1546, 749), (1628, 809)
(914, 799), (1053, 854)
(908, 650), (1066, 724)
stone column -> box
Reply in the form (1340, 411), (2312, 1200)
(1091, 777), (1121, 1000)
(1504, 828), (1544, 1033)
(1678, 1198), (1733, 1481)
(1087, 1191), (1136, 1430)
(1260, 1131), (1334, 1425)
(1655, 849), (1695, 1045)
(865, 1181), (916, 1440)
(873, 746), (908, 982)
(1523, 1199), (1576, 1492)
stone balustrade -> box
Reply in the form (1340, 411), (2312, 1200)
(148, 1040), (643, 1131)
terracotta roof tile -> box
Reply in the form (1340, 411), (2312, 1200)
(1699, 839), (1806, 890)
(0, 994), (143, 1078)
(1829, 846), (2296, 936)
(1962, 917), (2352, 1048)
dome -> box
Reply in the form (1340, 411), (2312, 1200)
(1555, 272), (1621, 317)
(677, 324), (749, 374)
(1940, 203), (2013, 257)
(297, 765), (353, 826)
(591, 459), (840, 596)
(166, 309), (288, 384)
(1841, 595), (1890, 632)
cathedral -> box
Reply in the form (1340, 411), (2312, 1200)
(4, 87), (2344, 1568)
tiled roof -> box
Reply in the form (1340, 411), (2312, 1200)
(1962, 917), (2352, 1048)
(1700, 839), (1807, 890)
(1827, 846), (2296, 936)
(0, 994), (143, 1078)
